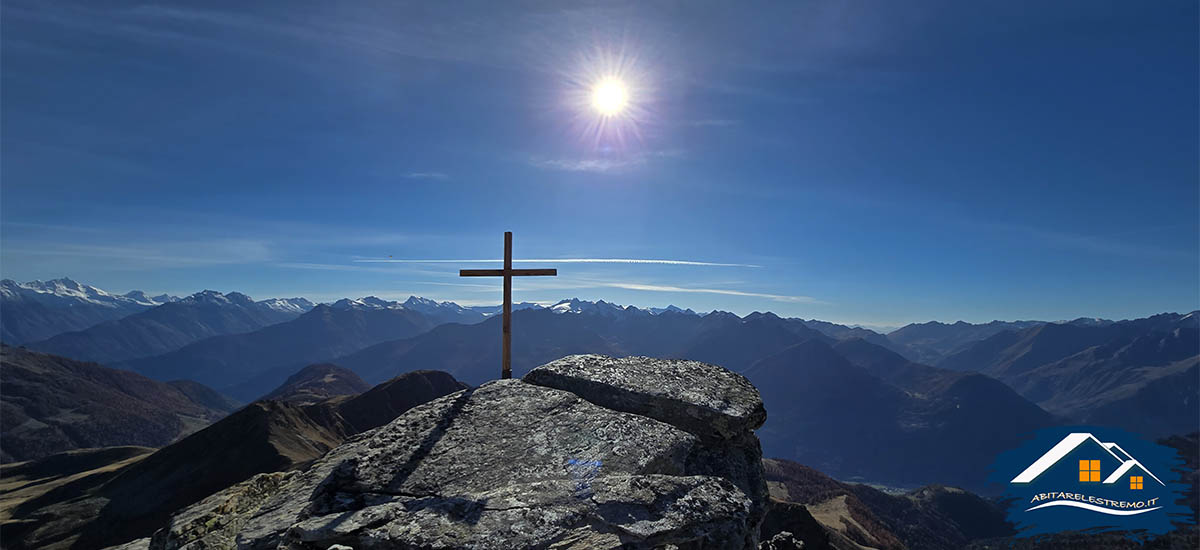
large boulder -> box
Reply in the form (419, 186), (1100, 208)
(150, 355), (769, 549)
(524, 354), (767, 440)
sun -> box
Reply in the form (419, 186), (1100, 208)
(591, 78), (629, 116)
(561, 47), (653, 147)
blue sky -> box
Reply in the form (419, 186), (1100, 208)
(2, 1), (1197, 328)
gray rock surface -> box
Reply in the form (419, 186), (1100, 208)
(525, 354), (767, 441)
(149, 355), (768, 549)
(150, 471), (297, 550)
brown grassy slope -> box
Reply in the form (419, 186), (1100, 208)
(762, 458), (1013, 550)
(0, 346), (237, 463)
(2, 368), (466, 550)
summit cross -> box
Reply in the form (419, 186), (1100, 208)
(459, 231), (557, 379)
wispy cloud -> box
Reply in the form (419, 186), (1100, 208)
(530, 150), (684, 174)
(276, 262), (398, 274)
(415, 281), (499, 290)
(3, 240), (272, 268)
(355, 258), (760, 267)
(530, 157), (640, 173)
(596, 281), (822, 304)
(404, 172), (450, 180)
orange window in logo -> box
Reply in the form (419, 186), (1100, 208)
(1130, 476), (1143, 490)
(1079, 460), (1101, 482)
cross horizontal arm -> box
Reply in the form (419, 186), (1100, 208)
(459, 268), (558, 277)
(459, 269), (504, 276)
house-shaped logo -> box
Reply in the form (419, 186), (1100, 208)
(992, 427), (1191, 537)
(1011, 432), (1165, 496)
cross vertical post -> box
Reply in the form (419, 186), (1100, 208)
(502, 231), (512, 378)
(459, 232), (557, 380)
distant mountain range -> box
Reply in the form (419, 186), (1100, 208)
(935, 312), (1198, 437)
(0, 278), (177, 344)
(887, 319), (1045, 365)
(121, 302), (438, 400)
(2, 276), (1195, 479)
(24, 290), (313, 363)
(744, 338), (1055, 490)
(335, 305), (741, 385)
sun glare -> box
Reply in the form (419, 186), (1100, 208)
(591, 79), (629, 116)
(560, 46), (654, 149)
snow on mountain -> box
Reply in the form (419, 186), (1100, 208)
(466, 302), (543, 317)
(2, 277), (176, 308)
(0, 279), (23, 299)
(402, 296), (446, 310)
(1060, 317), (1115, 326)
(172, 291), (314, 316)
(401, 296), (484, 324)
(122, 290), (160, 306)
(323, 295), (487, 325)
(257, 297), (316, 314)
(1, 278), (174, 344)
(544, 298), (710, 318)
(548, 298), (637, 317)
(26, 289), (308, 363)
(329, 297), (405, 310)
(177, 290), (258, 307)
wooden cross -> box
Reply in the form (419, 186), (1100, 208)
(460, 231), (557, 379)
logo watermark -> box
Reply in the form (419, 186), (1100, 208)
(990, 426), (1192, 538)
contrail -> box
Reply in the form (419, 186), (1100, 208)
(353, 258), (761, 268)
(598, 282), (819, 303)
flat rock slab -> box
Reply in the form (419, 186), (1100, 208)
(151, 358), (768, 550)
(326, 379), (699, 499)
(525, 354), (766, 440)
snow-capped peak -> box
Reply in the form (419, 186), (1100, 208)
(0, 277), (175, 308)
(548, 298), (629, 317)
(24, 277), (114, 301)
(329, 296), (404, 310)
(182, 290), (234, 306)
(404, 296), (441, 307)
(550, 301), (574, 313)
(257, 297), (316, 314)
(122, 290), (157, 306)
(403, 295), (470, 313)
(363, 296), (401, 309)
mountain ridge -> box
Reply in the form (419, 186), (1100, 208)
(25, 290), (311, 364)
(0, 278), (176, 345)
(122, 303), (439, 400)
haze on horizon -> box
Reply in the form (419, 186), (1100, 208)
(2, 1), (1197, 328)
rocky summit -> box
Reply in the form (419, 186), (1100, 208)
(145, 354), (768, 549)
